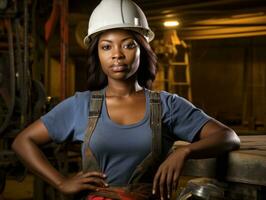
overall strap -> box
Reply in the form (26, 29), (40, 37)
(82, 90), (104, 172)
(149, 90), (162, 158)
(84, 90), (104, 143)
(128, 90), (162, 184)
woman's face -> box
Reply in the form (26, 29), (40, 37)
(98, 29), (140, 81)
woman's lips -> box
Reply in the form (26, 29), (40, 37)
(111, 64), (128, 72)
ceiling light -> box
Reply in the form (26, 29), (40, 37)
(163, 20), (179, 27)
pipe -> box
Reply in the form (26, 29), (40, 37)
(60, 0), (68, 100)
(0, 19), (15, 135)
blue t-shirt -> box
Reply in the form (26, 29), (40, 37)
(41, 89), (210, 186)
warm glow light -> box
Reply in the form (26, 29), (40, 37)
(163, 21), (179, 27)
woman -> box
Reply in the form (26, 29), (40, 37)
(12, 0), (240, 199)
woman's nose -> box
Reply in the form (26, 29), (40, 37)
(112, 47), (125, 60)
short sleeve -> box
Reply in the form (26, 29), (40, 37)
(160, 91), (211, 142)
(40, 91), (90, 143)
(40, 96), (77, 143)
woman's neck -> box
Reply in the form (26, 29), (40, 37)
(106, 81), (143, 97)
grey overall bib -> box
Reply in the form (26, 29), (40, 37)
(81, 90), (162, 200)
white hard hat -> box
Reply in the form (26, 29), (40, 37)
(84, 0), (155, 46)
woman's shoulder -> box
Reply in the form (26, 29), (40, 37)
(74, 90), (91, 99)
(147, 89), (180, 103)
(69, 90), (95, 104)
(147, 89), (195, 112)
(52, 90), (92, 111)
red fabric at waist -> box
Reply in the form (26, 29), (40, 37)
(87, 188), (145, 200)
(87, 195), (112, 200)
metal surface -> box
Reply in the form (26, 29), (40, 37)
(177, 178), (226, 200)
(226, 135), (266, 186)
(181, 135), (266, 187)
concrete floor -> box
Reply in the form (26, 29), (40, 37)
(1, 175), (33, 200)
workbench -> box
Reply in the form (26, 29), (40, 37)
(180, 135), (266, 199)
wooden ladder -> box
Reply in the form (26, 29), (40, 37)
(168, 41), (192, 101)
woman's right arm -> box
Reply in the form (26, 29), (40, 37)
(12, 119), (108, 195)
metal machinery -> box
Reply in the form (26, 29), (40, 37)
(0, 0), (30, 193)
(0, 0), (70, 199)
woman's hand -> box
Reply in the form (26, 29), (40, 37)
(152, 147), (190, 200)
(58, 171), (108, 195)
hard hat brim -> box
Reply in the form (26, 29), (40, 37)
(83, 26), (155, 48)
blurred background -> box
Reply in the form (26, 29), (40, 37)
(0, 0), (266, 199)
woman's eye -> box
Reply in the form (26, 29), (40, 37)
(123, 42), (137, 49)
(101, 44), (111, 50)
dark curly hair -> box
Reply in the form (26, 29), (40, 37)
(86, 30), (157, 91)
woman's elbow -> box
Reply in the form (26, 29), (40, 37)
(11, 134), (24, 153)
(226, 128), (241, 151)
